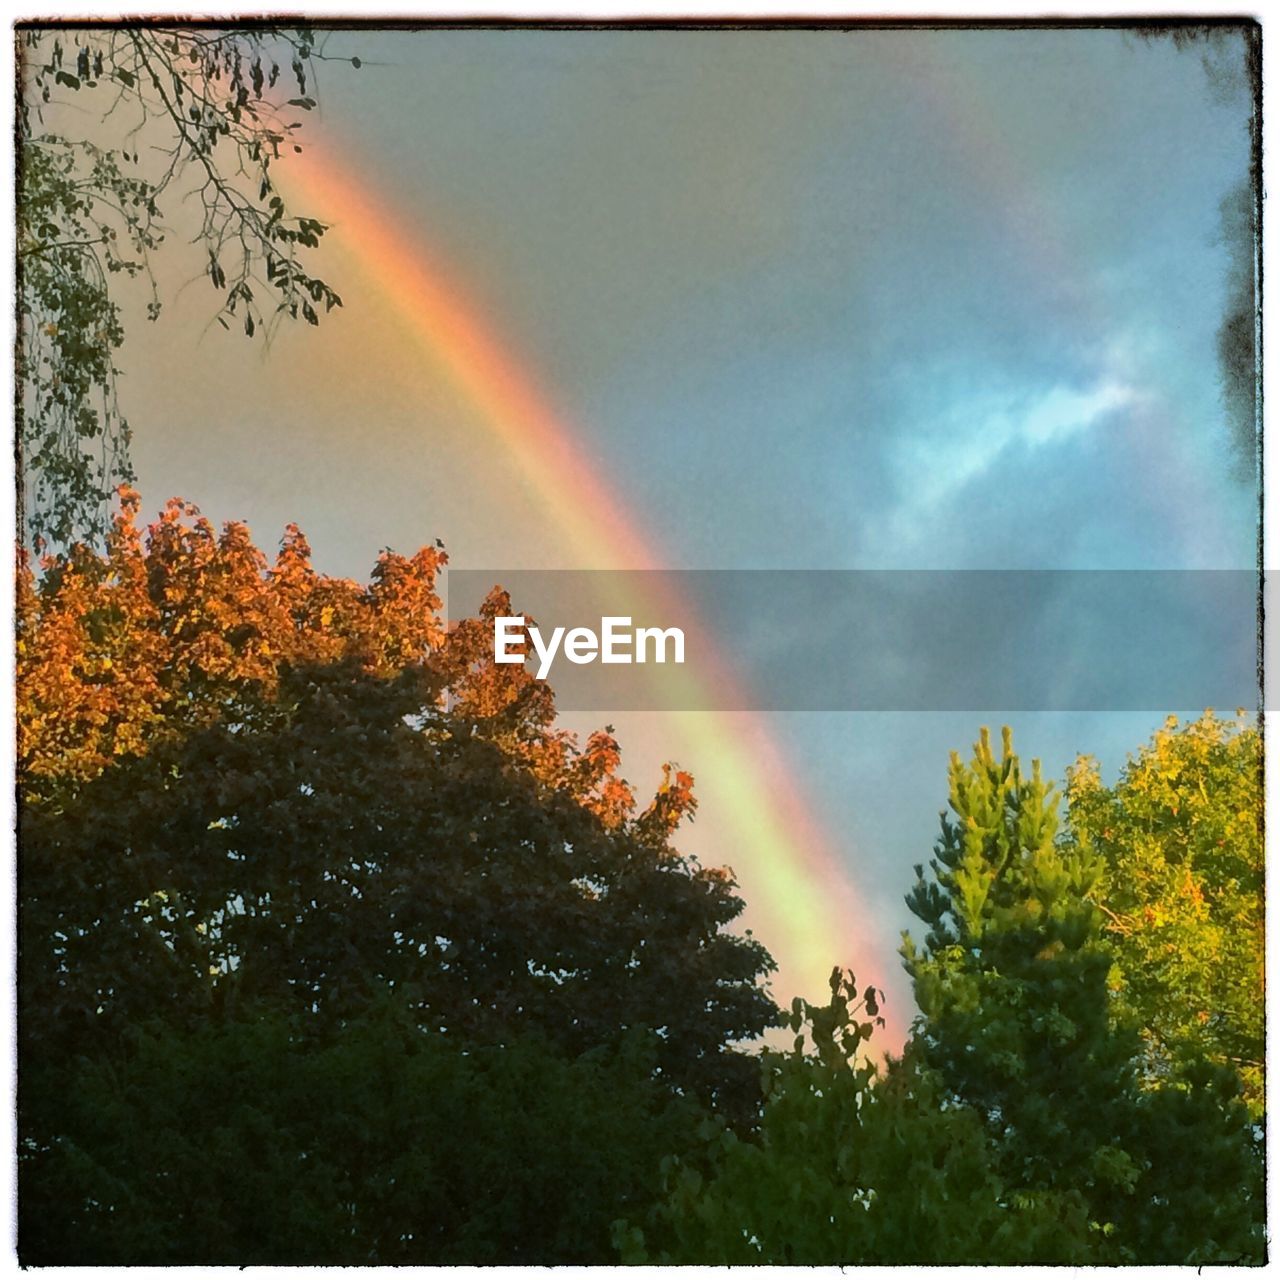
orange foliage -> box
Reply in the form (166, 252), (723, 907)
(17, 488), (659, 834)
(19, 489), (441, 794)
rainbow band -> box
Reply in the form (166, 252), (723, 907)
(282, 146), (901, 1048)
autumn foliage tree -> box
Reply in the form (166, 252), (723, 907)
(18, 490), (442, 798)
(18, 491), (777, 1075)
(18, 491), (779, 1262)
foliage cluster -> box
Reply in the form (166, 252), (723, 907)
(617, 972), (1093, 1265)
(22, 1002), (698, 1265)
(1068, 711), (1263, 1112)
(19, 495), (778, 1263)
(17, 27), (348, 547)
(16, 495), (1265, 1265)
(622, 728), (1263, 1265)
(902, 728), (1262, 1263)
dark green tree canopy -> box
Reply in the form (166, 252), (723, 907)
(619, 971), (1095, 1265)
(20, 1004), (702, 1266)
(22, 660), (778, 1115)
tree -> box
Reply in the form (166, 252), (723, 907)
(618, 724), (1264, 1267)
(17, 25), (349, 547)
(617, 970), (1092, 1265)
(21, 1001), (704, 1265)
(901, 727), (1262, 1264)
(18, 490), (784, 1262)
(17, 488), (445, 805)
(21, 661), (776, 1107)
(18, 494), (779, 1128)
(1066, 711), (1263, 1113)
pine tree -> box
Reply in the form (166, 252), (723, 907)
(901, 727), (1262, 1263)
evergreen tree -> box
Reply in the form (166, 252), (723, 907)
(901, 727), (1262, 1263)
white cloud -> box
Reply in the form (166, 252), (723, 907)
(867, 371), (1136, 563)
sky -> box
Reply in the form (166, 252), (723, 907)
(111, 24), (1258, 1034)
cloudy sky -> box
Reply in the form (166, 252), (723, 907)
(117, 24), (1257, 1023)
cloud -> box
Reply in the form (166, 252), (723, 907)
(871, 372), (1135, 558)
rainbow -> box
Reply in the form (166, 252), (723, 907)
(280, 142), (903, 1050)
